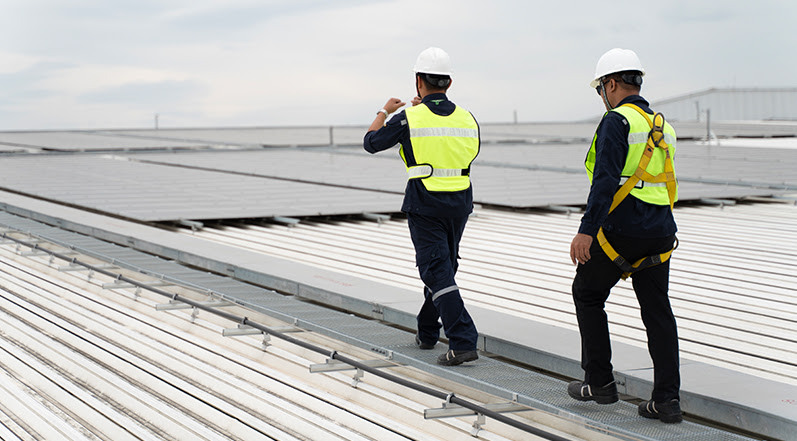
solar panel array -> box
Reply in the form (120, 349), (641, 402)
(0, 131), (205, 151)
(0, 155), (402, 221)
(0, 126), (794, 223)
(2, 118), (796, 153)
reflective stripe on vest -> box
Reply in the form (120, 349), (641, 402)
(628, 131), (676, 146)
(410, 127), (479, 138)
(587, 104), (680, 280)
(585, 105), (678, 206)
(401, 103), (479, 192)
(406, 165), (469, 179)
(618, 176), (667, 188)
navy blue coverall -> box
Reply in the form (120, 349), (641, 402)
(574, 95), (680, 402)
(363, 93), (479, 351)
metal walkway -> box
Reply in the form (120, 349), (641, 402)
(0, 211), (761, 441)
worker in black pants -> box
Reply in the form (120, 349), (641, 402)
(568, 48), (682, 424)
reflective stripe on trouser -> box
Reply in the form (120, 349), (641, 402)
(407, 213), (478, 351)
(432, 284), (459, 301)
(417, 285), (477, 351)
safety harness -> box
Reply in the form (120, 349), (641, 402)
(597, 103), (678, 280)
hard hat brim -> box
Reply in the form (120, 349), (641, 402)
(589, 70), (645, 89)
(414, 69), (453, 76)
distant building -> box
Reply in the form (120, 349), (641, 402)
(652, 87), (797, 122)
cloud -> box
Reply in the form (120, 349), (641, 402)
(80, 79), (203, 105)
(0, 0), (794, 129)
(0, 51), (45, 75)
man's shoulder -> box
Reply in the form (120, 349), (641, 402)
(601, 109), (630, 128)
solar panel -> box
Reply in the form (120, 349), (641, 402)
(0, 155), (402, 221)
(0, 131), (206, 151)
(0, 129), (793, 222)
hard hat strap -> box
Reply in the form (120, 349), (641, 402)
(600, 78), (614, 110)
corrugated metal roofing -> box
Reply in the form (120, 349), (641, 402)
(652, 88), (797, 122)
(0, 209), (768, 441)
(181, 201), (797, 386)
(0, 122), (794, 440)
(0, 232), (567, 441)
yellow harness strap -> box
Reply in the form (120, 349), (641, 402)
(598, 104), (678, 280)
(597, 229), (679, 280)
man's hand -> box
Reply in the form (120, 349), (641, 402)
(383, 97), (406, 114)
(411, 96), (422, 106)
(368, 97), (407, 132)
(570, 233), (593, 265)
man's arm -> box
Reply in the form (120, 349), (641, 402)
(367, 98), (406, 132)
(570, 113), (629, 264)
(363, 98), (408, 154)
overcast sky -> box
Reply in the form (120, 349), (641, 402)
(1, 0), (794, 130)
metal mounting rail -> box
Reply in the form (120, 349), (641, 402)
(0, 230), (572, 441)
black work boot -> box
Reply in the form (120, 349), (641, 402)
(567, 380), (619, 404)
(638, 399), (683, 423)
(437, 349), (478, 366)
(415, 334), (436, 350)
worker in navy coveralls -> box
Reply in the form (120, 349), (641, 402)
(363, 47), (480, 366)
(568, 48), (682, 423)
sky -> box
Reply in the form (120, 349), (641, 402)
(1, 0), (795, 130)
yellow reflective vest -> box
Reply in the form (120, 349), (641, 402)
(400, 103), (480, 192)
(585, 104), (678, 206)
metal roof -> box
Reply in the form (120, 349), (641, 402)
(0, 225), (572, 441)
(0, 209), (767, 441)
(0, 125), (794, 439)
(183, 201), (797, 386)
(652, 88), (797, 122)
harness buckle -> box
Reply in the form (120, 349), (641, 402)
(650, 112), (666, 147)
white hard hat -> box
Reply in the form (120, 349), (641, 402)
(413, 47), (453, 76)
(590, 48), (645, 88)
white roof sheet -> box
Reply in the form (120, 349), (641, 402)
(185, 201), (797, 385)
(0, 241), (540, 441)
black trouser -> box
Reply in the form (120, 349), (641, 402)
(407, 213), (478, 351)
(572, 232), (680, 402)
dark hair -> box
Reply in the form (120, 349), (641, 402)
(606, 70), (643, 88)
(418, 73), (451, 89)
